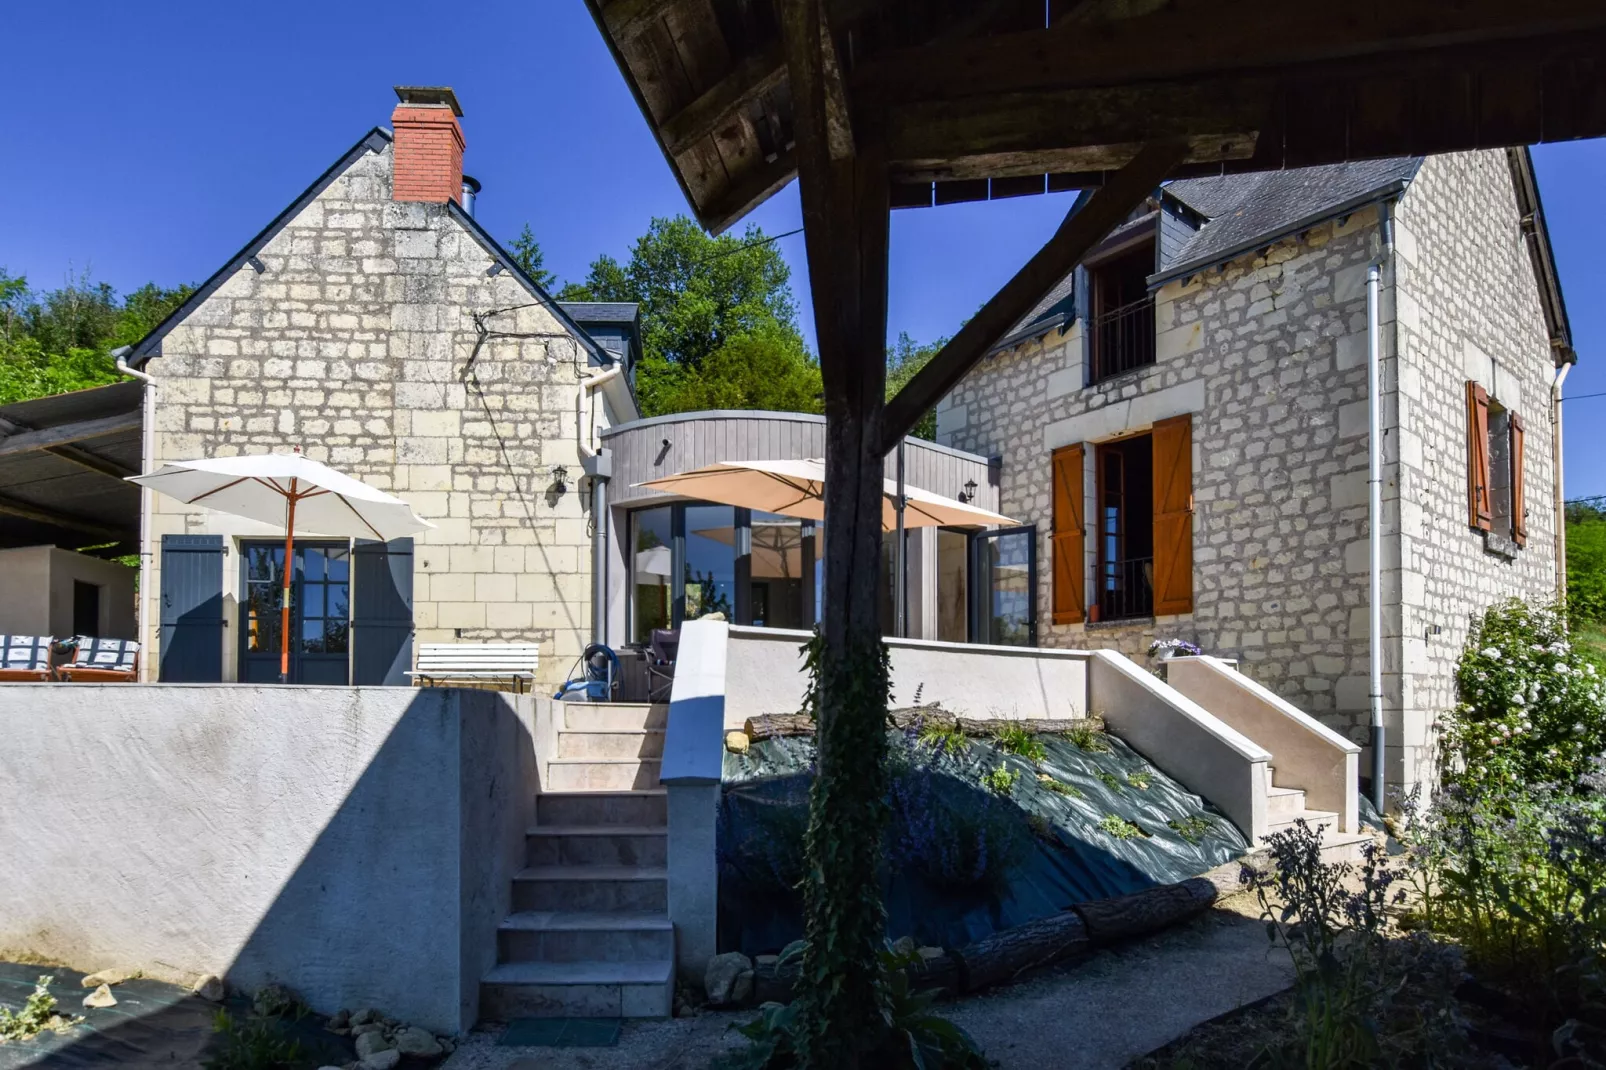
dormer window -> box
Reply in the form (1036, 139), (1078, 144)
(1087, 237), (1157, 384)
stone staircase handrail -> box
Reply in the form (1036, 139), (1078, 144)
(1165, 656), (1360, 835)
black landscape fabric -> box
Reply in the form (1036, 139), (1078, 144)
(717, 718), (1248, 957)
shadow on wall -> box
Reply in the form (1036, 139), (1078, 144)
(0, 684), (540, 1044)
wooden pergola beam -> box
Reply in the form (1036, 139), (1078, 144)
(880, 139), (1187, 454)
(0, 412), (141, 459)
(43, 443), (137, 481)
(853, 0), (1606, 104)
(0, 491), (130, 542)
(661, 43), (787, 157)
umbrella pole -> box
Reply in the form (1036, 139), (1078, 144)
(280, 479), (297, 684)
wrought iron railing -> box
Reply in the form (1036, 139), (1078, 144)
(1098, 555), (1154, 621)
(1090, 295), (1156, 382)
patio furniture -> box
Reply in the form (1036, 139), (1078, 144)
(646, 628), (678, 702)
(0, 635), (55, 682)
(56, 638), (140, 682)
(407, 642), (541, 693)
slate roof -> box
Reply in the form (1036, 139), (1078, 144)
(1158, 157), (1422, 281)
(559, 302), (640, 324)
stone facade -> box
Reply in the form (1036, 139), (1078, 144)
(938, 150), (1561, 797)
(139, 136), (625, 687)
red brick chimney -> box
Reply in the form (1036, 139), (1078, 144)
(391, 86), (465, 204)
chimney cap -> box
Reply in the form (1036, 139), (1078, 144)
(394, 85), (463, 116)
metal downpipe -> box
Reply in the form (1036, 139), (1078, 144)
(1367, 203), (1394, 813)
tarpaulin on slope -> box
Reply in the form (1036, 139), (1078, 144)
(717, 726), (1248, 957)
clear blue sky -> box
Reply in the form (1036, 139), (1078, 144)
(2, 1), (1602, 497)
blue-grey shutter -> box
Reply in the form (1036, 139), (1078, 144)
(159, 534), (225, 682)
(351, 538), (414, 685)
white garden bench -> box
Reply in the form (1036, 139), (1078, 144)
(406, 643), (540, 693)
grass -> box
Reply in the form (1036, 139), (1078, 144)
(1096, 770), (1123, 792)
(980, 765), (1020, 797)
(917, 719), (969, 755)
(1064, 719), (1112, 753)
(1099, 814), (1148, 840)
(202, 1010), (304, 1070)
(1036, 773), (1083, 798)
(1126, 770), (1152, 790)
(993, 721), (1047, 764)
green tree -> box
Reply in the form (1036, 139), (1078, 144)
(507, 224), (558, 290)
(0, 268), (193, 404)
(564, 215), (811, 417)
(884, 332), (947, 441)
(1567, 499), (1606, 666)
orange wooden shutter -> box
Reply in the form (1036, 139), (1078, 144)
(1051, 444), (1085, 625)
(1511, 412), (1527, 547)
(1466, 381), (1492, 532)
(1151, 413), (1194, 616)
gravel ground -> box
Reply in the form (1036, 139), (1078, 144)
(442, 891), (1292, 1070)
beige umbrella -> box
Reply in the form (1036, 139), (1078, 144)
(691, 521), (804, 577)
(636, 458), (1015, 531)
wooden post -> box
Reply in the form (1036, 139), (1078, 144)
(280, 478), (297, 684)
(781, 0), (894, 1063)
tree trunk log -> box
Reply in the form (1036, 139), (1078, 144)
(1072, 877), (1219, 947)
(743, 707), (1104, 742)
(744, 876), (1218, 1006)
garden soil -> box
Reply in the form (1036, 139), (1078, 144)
(718, 722), (1249, 956)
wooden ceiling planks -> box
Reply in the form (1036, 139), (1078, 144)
(587, 0), (1606, 232)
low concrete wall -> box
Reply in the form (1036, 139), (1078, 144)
(723, 626), (1090, 729)
(1089, 651), (1271, 840)
(1167, 657), (1360, 833)
(0, 684), (536, 1034)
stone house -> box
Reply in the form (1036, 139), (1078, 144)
(936, 149), (1575, 797)
(125, 88), (640, 689)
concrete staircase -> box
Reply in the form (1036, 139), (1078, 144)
(1260, 766), (1370, 861)
(480, 703), (675, 1019)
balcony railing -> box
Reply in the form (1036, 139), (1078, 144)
(1098, 555), (1154, 621)
(1090, 295), (1156, 383)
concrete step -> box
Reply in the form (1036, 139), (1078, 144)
(512, 865), (669, 913)
(1263, 808), (1339, 841)
(497, 911), (674, 963)
(1318, 830), (1373, 863)
(546, 758), (662, 792)
(1267, 784), (1307, 821)
(561, 702), (668, 732)
(536, 789), (667, 828)
(557, 729), (666, 761)
(526, 826), (667, 867)
(481, 960), (673, 1019)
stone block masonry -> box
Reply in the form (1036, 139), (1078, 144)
(142, 140), (610, 686)
(938, 150), (1559, 800)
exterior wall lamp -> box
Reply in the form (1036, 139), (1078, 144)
(960, 478), (978, 503)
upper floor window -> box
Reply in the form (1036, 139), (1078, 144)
(1088, 238), (1157, 384)
(1466, 380), (1527, 553)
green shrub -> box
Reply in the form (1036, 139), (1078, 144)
(1096, 770), (1122, 792)
(1126, 770), (1152, 790)
(1035, 773), (1083, 798)
(0, 975), (80, 1042)
(1098, 814), (1146, 840)
(1449, 599), (1606, 793)
(1166, 815), (1211, 845)
(202, 1010), (304, 1070)
(1064, 719), (1112, 753)
(980, 765), (1020, 797)
(916, 719), (968, 756)
(991, 721), (1046, 764)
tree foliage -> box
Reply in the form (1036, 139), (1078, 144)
(884, 332), (947, 441)
(507, 224), (558, 291)
(1566, 499), (1606, 631)
(0, 267), (194, 404)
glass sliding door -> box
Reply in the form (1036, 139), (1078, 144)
(936, 528), (969, 642)
(971, 526), (1037, 647)
(745, 511), (808, 629)
(240, 541), (351, 683)
(630, 506), (673, 644)
(682, 504), (736, 622)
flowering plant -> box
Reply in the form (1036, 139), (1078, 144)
(1147, 638), (1202, 659)
(1448, 599), (1606, 794)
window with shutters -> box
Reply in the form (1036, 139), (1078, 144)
(1087, 239), (1157, 384)
(1095, 436), (1155, 621)
(1465, 379), (1527, 555)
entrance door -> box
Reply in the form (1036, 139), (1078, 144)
(240, 542), (352, 684)
(971, 526), (1037, 647)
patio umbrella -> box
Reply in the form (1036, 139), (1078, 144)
(635, 457), (1017, 531)
(129, 451), (434, 683)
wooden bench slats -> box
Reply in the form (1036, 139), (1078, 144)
(407, 643), (540, 692)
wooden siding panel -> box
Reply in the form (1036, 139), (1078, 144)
(1151, 413), (1194, 616)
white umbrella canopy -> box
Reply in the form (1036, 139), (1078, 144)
(128, 453), (434, 542)
(128, 452), (434, 682)
(635, 458), (1016, 531)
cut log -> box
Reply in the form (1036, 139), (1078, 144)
(743, 706), (1104, 742)
(742, 875), (1217, 1006)
(1072, 877), (1219, 947)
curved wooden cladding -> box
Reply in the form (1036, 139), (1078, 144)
(1150, 412), (1194, 617)
(1051, 443), (1085, 625)
(602, 411), (996, 511)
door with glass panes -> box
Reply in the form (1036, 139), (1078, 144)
(240, 541), (352, 684)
